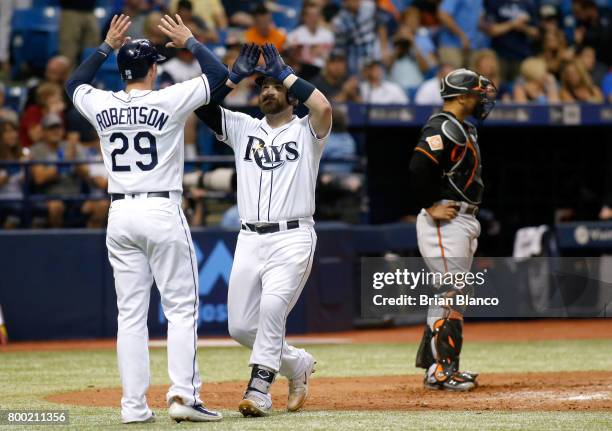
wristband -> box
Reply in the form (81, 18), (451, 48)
(98, 42), (113, 56)
(185, 37), (199, 52)
(288, 77), (316, 104)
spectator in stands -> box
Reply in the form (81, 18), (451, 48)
(25, 56), (72, 109)
(320, 107), (359, 178)
(169, 0), (228, 29)
(224, 1), (257, 27)
(0, 120), (25, 228)
(0, 83), (19, 124)
(176, 0), (219, 43)
(415, 64), (454, 105)
(286, 3), (335, 69)
(75, 137), (109, 229)
(360, 59), (409, 104)
(538, 28), (571, 78)
(333, 0), (385, 74)
(539, 4), (561, 34)
(157, 51), (202, 160)
(318, 106), (362, 222)
(20, 83), (65, 148)
(512, 57), (560, 103)
(30, 114), (88, 228)
(388, 29), (430, 93)
(412, 0), (439, 28)
(573, 0), (612, 66)
(577, 45), (606, 86)
(437, 0), (485, 68)
(310, 52), (362, 103)
(469, 49), (511, 100)
(397, 7), (437, 70)
(244, 4), (286, 50)
(483, 0), (539, 82)
(105, 0), (151, 40)
(143, 12), (174, 63)
(59, 0), (100, 66)
(159, 50), (202, 86)
(559, 59), (604, 103)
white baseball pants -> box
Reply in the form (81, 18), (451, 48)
(106, 194), (202, 422)
(227, 223), (316, 379)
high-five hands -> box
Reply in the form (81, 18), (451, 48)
(229, 43), (261, 84)
(104, 14), (132, 50)
(158, 14), (194, 49)
(255, 43), (294, 82)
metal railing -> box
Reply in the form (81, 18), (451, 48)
(0, 155), (365, 227)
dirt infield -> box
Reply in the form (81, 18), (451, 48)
(2, 319), (611, 352)
(26, 320), (612, 412)
(45, 371), (612, 412)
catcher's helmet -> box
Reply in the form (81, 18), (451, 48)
(117, 39), (165, 81)
(255, 75), (298, 106)
(440, 68), (497, 121)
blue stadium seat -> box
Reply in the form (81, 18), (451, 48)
(4, 86), (27, 113)
(80, 48), (124, 92)
(10, 7), (59, 77)
(273, 0), (303, 31)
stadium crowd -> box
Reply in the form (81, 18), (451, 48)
(0, 0), (611, 229)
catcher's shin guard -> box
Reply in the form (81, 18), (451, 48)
(431, 317), (463, 382)
(415, 325), (434, 369)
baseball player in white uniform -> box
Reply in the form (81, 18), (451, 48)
(195, 43), (333, 416)
(65, 15), (230, 423)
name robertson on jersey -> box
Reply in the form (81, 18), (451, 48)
(243, 135), (299, 170)
(95, 107), (169, 132)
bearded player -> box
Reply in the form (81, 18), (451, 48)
(409, 69), (497, 391)
(194, 43), (332, 416)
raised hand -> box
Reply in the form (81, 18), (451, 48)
(229, 43), (261, 84)
(256, 43), (294, 82)
(158, 14), (194, 49)
(104, 14), (132, 50)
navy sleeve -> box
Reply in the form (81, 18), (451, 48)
(194, 103), (223, 135)
(65, 42), (113, 100)
(185, 37), (229, 94)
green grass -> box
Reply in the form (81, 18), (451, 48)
(1, 339), (611, 430)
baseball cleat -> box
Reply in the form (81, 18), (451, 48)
(239, 390), (272, 417)
(122, 412), (156, 424)
(424, 373), (476, 392)
(456, 370), (479, 386)
(168, 398), (222, 422)
(287, 353), (316, 412)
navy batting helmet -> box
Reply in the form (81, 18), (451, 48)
(440, 68), (497, 120)
(117, 39), (165, 81)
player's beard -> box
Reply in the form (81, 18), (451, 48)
(259, 96), (288, 115)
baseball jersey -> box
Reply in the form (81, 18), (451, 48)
(217, 109), (330, 222)
(72, 74), (210, 193)
(415, 112), (483, 205)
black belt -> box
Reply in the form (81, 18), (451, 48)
(241, 220), (300, 234)
(111, 191), (170, 202)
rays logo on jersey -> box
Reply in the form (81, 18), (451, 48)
(243, 135), (300, 171)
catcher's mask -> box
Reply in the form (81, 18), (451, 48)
(440, 68), (497, 121)
(255, 75), (298, 106)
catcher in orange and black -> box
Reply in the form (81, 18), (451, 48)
(409, 69), (497, 391)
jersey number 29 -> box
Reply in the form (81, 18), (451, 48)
(110, 131), (158, 172)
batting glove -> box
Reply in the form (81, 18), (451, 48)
(255, 43), (294, 82)
(228, 43), (261, 85)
